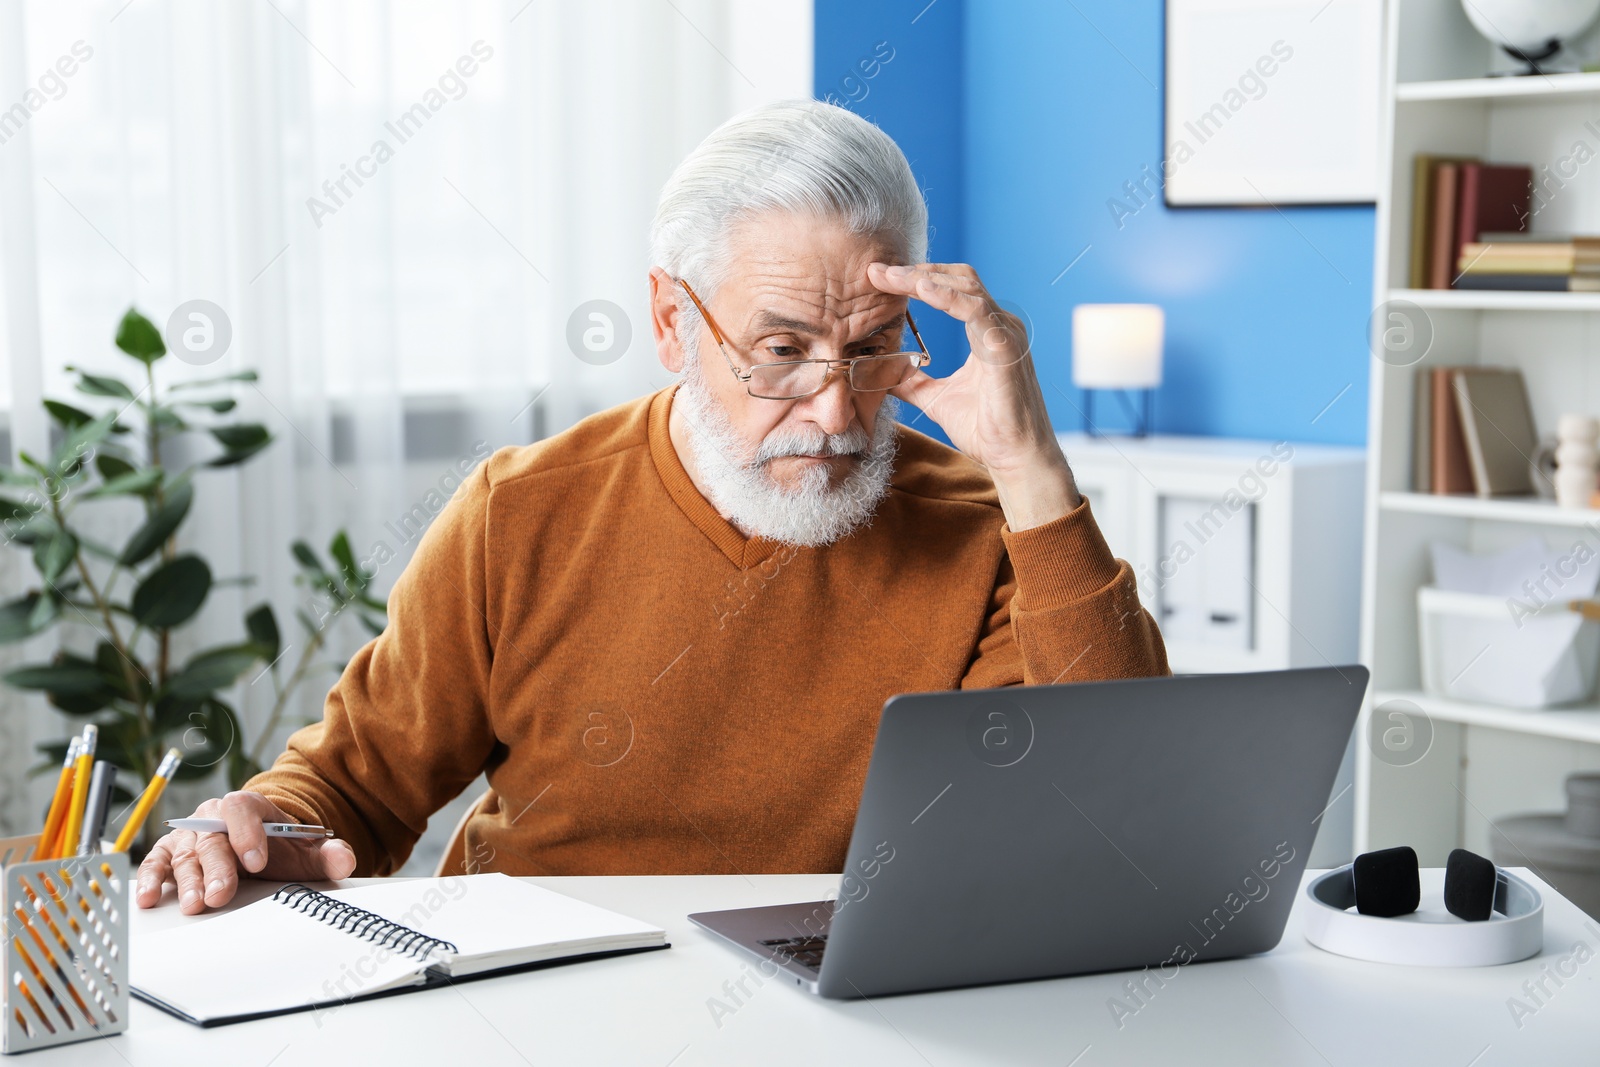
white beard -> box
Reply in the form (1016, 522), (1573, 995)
(672, 365), (900, 547)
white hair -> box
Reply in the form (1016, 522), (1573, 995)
(650, 98), (929, 357)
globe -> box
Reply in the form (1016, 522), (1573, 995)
(1462, 0), (1600, 70)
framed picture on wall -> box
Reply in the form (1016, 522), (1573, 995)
(1164, 0), (1382, 206)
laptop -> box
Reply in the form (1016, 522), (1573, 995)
(690, 666), (1368, 998)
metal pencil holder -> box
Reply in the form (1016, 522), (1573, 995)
(1, 834), (130, 1054)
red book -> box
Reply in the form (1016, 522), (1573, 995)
(1428, 164), (1460, 290)
(1451, 164), (1532, 284)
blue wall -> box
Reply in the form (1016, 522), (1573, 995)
(815, 0), (1374, 446)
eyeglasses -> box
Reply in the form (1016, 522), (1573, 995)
(676, 277), (931, 401)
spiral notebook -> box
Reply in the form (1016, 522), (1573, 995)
(130, 874), (669, 1027)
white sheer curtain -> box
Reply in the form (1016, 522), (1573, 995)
(0, 0), (813, 836)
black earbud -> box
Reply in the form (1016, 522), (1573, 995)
(1352, 845), (1420, 917)
(1443, 848), (1498, 922)
(1351, 845), (1498, 922)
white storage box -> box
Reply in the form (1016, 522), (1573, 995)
(1418, 587), (1600, 709)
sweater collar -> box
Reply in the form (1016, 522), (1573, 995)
(648, 385), (782, 570)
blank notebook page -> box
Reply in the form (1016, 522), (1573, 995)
(132, 873), (666, 1021)
(326, 874), (668, 976)
(131, 894), (430, 1021)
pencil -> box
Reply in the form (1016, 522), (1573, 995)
(11, 938), (73, 1031)
(54, 725), (97, 863)
(12, 904), (93, 1026)
(112, 747), (182, 853)
(29, 738), (79, 861)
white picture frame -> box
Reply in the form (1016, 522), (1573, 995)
(1164, 0), (1383, 206)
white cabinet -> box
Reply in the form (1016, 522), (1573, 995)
(1061, 433), (1367, 675)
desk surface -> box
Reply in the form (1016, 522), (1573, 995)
(30, 868), (1600, 1065)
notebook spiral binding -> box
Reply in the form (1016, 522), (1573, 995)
(272, 884), (459, 961)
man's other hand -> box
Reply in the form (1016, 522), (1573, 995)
(134, 791), (357, 914)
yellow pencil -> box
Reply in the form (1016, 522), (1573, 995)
(54, 725), (97, 863)
(29, 738), (79, 861)
(112, 747), (182, 853)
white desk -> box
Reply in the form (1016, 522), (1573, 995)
(30, 869), (1600, 1065)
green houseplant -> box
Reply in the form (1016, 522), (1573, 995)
(3, 307), (386, 846)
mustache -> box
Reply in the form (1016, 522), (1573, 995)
(753, 423), (872, 464)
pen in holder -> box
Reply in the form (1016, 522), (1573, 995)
(1, 833), (130, 1054)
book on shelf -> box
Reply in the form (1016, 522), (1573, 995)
(1412, 366), (1539, 498)
(1429, 366), (1475, 494)
(1407, 154), (1535, 290)
(1428, 162), (1464, 290)
(1454, 235), (1600, 292)
(1453, 368), (1538, 497)
(1408, 153), (1476, 289)
(1455, 164), (1534, 259)
(1453, 273), (1600, 291)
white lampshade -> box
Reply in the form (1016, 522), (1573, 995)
(1072, 304), (1164, 390)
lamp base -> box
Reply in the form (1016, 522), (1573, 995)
(1083, 388), (1154, 438)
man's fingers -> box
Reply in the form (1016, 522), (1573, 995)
(868, 262), (984, 296)
(890, 368), (947, 413)
(319, 839), (357, 880)
(167, 832), (207, 914)
(260, 836), (358, 882)
(135, 837), (174, 908)
(220, 791), (270, 873)
(194, 826), (242, 908)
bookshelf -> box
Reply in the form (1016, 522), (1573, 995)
(1359, 2), (1600, 864)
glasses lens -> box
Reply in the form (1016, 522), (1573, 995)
(749, 361), (827, 400)
(849, 353), (918, 392)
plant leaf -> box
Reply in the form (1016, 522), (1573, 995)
(291, 541), (323, 572)
(6, 654), (120, 712)
(95, 453), (136, 481)
(164, 644), (262, 699)
(169, 369), (258, 391)
(73, 370), (136, 401)
(131, 554), (212, 628)
(52, 410), (118, 473)
(84, 468), (163, 498)
(32, 531), (77, 586)
(26, 593), (57, 630)
(95, 640), (147, 702)
(114, 308), (166, 364)
(43, 400), (93, 428)
(0, 594), (50, 643)
(178, 398), (237, 414)
(207, 423), (272, 468)
(0, 496), (38, 523)
(211, 424), (271, 450)
(119, 481), (193, 566)
(245, 603), (281, 663)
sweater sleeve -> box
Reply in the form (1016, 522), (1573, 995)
(960, 496), (1169, 688)
(241, 461), (499, 876)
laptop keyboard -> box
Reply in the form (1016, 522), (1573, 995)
(758, 935), (828, 970)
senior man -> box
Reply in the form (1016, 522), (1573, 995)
(137, 99), (1168, 915)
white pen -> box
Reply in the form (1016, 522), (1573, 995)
(164, 818), (336, 839)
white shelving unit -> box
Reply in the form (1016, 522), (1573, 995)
(1358, 1), (1600, 864)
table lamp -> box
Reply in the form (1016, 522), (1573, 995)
(1072, 304), (1164, 437)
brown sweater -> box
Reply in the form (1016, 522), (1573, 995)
(245, 386), (1168, 876)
